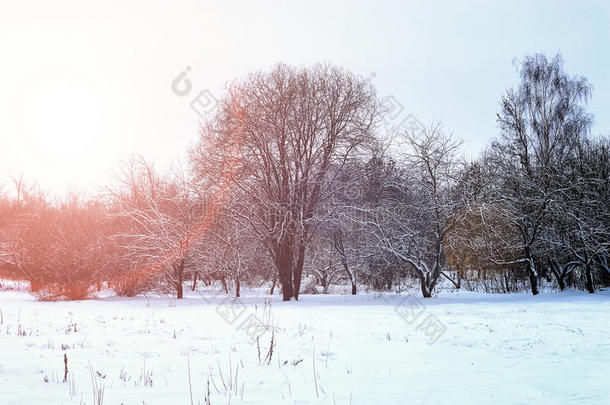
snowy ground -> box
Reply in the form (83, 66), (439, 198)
(0, 284), (608, 404)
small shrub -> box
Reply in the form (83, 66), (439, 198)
(108, 266), (158, 297)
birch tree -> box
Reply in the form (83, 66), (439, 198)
(489, 53), (593, 295)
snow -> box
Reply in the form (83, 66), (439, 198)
(0, 284), (608, 404)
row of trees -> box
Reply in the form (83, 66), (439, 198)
(1, 54), (609, 300)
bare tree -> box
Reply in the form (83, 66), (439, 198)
(312, 160), (374, 295)
(489, 53), (593, 295)
(108, 156), (204, 299)
(360, 123), (462, 297)
(191, 63), (381, 300)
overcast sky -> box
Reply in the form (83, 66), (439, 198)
(1, 0), (609, 194)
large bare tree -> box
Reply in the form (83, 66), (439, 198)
(191, 64), (381, 300)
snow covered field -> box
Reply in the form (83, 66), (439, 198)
(0, 285), (608, 404)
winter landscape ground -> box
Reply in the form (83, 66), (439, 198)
(0, 282), (608, 405)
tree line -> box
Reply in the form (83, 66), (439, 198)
(0, 54), (608, 301)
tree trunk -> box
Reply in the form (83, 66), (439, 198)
(420, 278), (431, 298)
(269, 276), (277, 295)
(524, 251), (539, 295)
(191, 272), (198, 291)
(528, 270), (539, 295)
(235, 275), (240, 298)
(549, 261), (566, 291)
(558, 275), (566, 291)
(30, 278), (41, 292)
(585, 263), (594, 293)
(339, 255), (356, 295)
(280, 274), (293, 301)
(275, 240), (294, 301)
(292, 243), (306, 301)
(176, 281), (183, 299)
(221, 277), (229, 294)
(175, 261), (184, 299)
